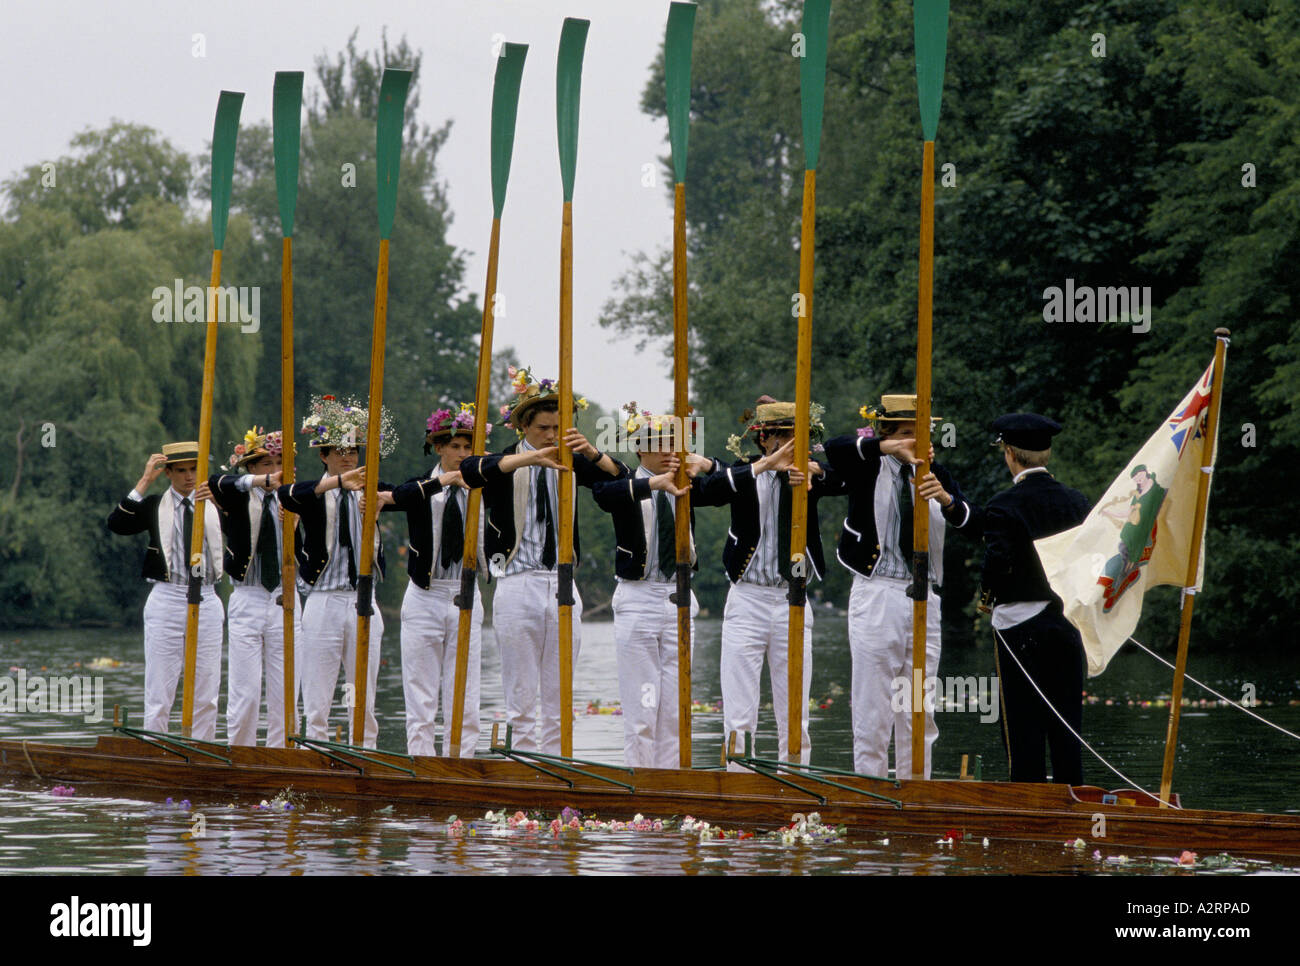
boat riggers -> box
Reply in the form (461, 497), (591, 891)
(725, 732), (903, 809)
(489, 722), (634, 791)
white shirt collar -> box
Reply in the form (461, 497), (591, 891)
(1013, 466), (1050, 484)
(170, 487), (191, 506)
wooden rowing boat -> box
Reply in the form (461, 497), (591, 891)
(5, 733), (1299, 857)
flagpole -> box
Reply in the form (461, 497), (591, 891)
(665, 1), (697, 769)
(555, 18), (591, 760)
(450, 42), (528, 759)
(273, 70), (304, 747)
(1158, 327), (1230, 806)
(909, 0), (950, 780)
(182, 90), (243, 737)
(787, 0), (831, 763)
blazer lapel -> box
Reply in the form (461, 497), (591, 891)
(158, 491), (176, 577)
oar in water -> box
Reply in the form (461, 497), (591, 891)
(554, 17), (590, 760)
(908, 0), (950, 779)
(182, 90), (243, 737)
(665, 1), (697, 769)
(273, 70), (303, 747)
(449, 42), (528, 759)
(787, 0), (831, 762)
(351, 68), (413, 747)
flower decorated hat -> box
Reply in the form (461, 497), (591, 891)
(858, 393), (943, 426)
(424, 402), (491, 454)
(726, 394), (826, 459)
(223, 426), (283, 471)
(855, 394), (943, 440)
(500, 364), (588, 435)
(300, 394), (398, 457)
(621, 402), (694, 452)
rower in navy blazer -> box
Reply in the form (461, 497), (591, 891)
(822, 393), (971, 780)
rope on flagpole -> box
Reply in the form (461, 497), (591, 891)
(993, 626), (1179, 808)
(1125, 634), (1300, 744)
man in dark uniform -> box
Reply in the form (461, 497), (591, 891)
(591, 408), (723, 768)
(972, 413), (1091, 784)
(697, 396), (844, 766)
(458, 367), (627, 754)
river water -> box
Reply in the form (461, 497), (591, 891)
(1, 618), (1297, 875)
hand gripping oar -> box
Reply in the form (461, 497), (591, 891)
(665, 1), (697, 770)
(351, 68), (413, 748)
(182, 90), (243, 738)
(554, 17), (590, 760)
(787, 0), (830, 762)
(908, 0), (950, 779)
(449, 42), (528, 759)
(273, 70), (303, 748)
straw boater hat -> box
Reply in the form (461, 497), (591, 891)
(621, 402), (695, 452)
(162, 441), (200, 465)
(858, 393), (944, 427)
(223, 426), (282, 471)
(726, 394), (826, 458)
(500, 364), (588, 435)
(424, 402), (491, 454)
(300, 394), (398, 457)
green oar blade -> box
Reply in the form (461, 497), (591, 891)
(799, 0), (831, 172)
(914, 0), (950, 141)
(210, 91), (244, 251)
(665, 2), (697, 185)
(273, 71), (304, 238)
(491, 43), (528, 219)
(376, 68), (414, 240)
(556, 17), (590, 203)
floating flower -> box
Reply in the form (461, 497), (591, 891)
(1178, 850), (1198, 866)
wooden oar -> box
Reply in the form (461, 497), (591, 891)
(1159, 328), (1230, 805)
(555, 17), (590, 760)
(787, 0), (830, 763)
(181, 90), (243, 738)
(665, 1), (697, 770)
(351, 68), (413, 747)
(449, 42), (528, 759)
(273, 70), (303, 748)
(908, 0), (950, 779)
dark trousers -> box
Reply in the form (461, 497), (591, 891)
(994, 610), (1085, 785)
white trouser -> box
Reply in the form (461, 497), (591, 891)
(848, 574), (941, 779)
(491, 570), (583, 754)
(225, 585), (303, 747)
(142, 582), (224, 740)
(719, 581), (813, 768)
(400, 579), (482, 757)
(612, 580), (697, 769)
(300, 588), (384, 748)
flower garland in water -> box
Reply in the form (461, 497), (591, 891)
(443, 808), (846, 845)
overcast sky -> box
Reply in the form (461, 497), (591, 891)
(3, 0), (681, 414)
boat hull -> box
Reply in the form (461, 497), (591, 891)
(4, 736), (1299, 856)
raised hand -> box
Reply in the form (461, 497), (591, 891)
(525, 446), (568, 471)
(438, 470), (467, 489)
(339, 466), (368, 491)
(684, 453), (714, 479)
(649, 470), (688, 497)
(563, 427), (598, 459)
